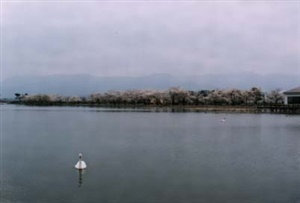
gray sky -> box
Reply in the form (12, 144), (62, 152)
(2, 1), (300, 79)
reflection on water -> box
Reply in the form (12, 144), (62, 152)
(78, 170), (83, 187)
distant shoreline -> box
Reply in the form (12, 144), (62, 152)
(5, 87), (300, 114)
(4, 101), (300, 114)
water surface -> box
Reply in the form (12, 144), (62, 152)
(1, 104), (300, 203)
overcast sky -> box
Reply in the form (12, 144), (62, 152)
(2, 1), (300, 79)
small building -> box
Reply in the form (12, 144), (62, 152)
(283, 87), (300, 105)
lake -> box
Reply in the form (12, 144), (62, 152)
(1, 104), (300, 203)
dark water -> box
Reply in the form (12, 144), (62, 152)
(1, 104), (300, 203)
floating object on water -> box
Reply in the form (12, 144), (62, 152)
(75, 153), (87, 170)
(221, 117), (226, 122)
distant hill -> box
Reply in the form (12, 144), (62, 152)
(1, 73), (299, 98)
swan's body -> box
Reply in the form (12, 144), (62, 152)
(75, 153), (87, 170)
(221, 117), (226, 122)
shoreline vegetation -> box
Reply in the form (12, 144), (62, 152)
(4, 87), (300, 114)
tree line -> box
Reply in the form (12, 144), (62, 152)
(15, 87), (284, 106)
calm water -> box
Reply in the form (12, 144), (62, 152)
(1, 104), (300, 203)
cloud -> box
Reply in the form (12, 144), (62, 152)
(2, 1), (300, 79)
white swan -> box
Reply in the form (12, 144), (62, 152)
(75, 153), (87, 170)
